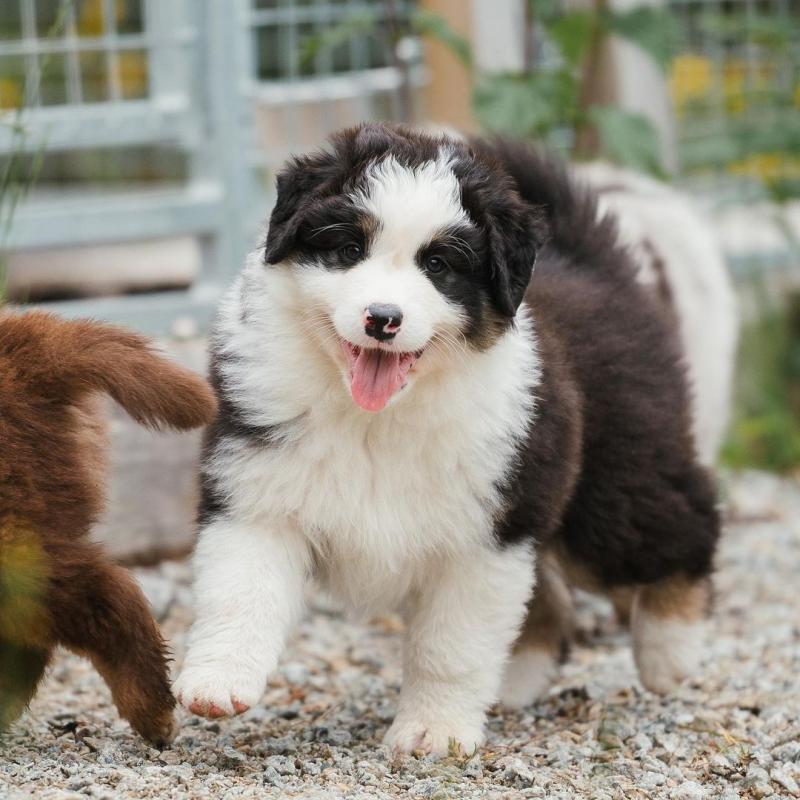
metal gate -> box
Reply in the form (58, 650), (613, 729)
(1, 0), (262, 334)
(1, 0), (420, 334)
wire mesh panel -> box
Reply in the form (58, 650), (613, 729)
(248, 0), (422, 166)
(0, 0), (148, 107)
(668, 0), (800, 199)
(1, 0), (262, 335)
(0, 0), (419, 334)
(0, 0), (200, 152)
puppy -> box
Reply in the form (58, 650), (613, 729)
(0, 311), (216, 745)
(174, 124), (720, 755)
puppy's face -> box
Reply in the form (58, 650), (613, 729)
(264, 124), (545, 412)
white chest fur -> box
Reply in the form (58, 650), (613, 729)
(207, 267), (540, 611)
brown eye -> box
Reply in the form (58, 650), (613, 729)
(426, 255), (447, 275)
(341, 243), (363, 262)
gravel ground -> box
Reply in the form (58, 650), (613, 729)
(2, 471), (799, 799)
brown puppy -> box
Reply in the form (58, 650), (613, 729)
(0, 311), (216, 745)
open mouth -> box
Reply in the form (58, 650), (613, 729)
(341, 340), (423, 412)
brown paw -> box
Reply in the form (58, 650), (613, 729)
(133, 708), (179, 748)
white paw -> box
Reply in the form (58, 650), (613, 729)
(632, 612), (704, 694)
(499, 646), (558, 709)
(383, 714), (484, 757)
(173, 661), (264, 718)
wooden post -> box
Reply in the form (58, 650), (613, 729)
(419, 0), (475, 131)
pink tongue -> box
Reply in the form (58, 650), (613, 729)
(351, 349), (407, 412)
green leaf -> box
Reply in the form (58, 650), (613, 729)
(605, 6), (679, 70)
(548, 11), (595, 67)
(298, 10), (379, 70)
(474, 71), (578, 139)
(589, 105), (663, 175)
(410, 10), (472, 69)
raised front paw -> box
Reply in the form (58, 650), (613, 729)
(173, 662), (264, 719)
(383, 713), (484, 757)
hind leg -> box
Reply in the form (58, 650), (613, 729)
(632, 574), (711, 694)
(609, 587), (636, 627)
(499, 556), (574, 708)
(52, 549), (176, 746)
(0, 644), (51, 731)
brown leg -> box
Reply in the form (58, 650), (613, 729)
(51, 548), (176, 746)
(631, 574), (712, 694)
(499, 554), (574, 708)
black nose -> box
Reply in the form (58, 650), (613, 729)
(364, 303), (403, 341)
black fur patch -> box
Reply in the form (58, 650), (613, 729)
(479, 139), (720, 587)
(197, 358), (286, 527)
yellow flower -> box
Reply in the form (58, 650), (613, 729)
(728, 153), (800, 183)
(0, 78), (22, 110)
(670, 55), (712, 115)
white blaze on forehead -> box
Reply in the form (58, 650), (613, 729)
(354, 154), (470, 252)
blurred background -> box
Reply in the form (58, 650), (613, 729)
(1, 0), (799, 558)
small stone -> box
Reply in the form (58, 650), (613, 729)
(670, 780), (706, 800)
(158, 750), (182, 766)
(463, 754), (482, 778)
(640, 772), (667, 788)
(773, 742), (800, 762)
(265, 735), (298, 755)
(263, 765), (283, 788)
(771, 767), (800, 796)
(265, 755), (296, 776)
(745, 766), (775, 798)
(410, 778), (441, 797)
(709, 754), (733, 775)
(219, 746), (245, 768)
(498, 756), (535, 788)
(654, 732), (680, 754)
(326, 728), (353, 748)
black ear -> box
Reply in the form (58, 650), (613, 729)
(264, 150), (339, 264)
(487, 199), (548, 317)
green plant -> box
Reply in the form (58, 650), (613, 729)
(302, 0), (676, 175)
(473, 0), (679, 173)
(723, 290), (800, 473)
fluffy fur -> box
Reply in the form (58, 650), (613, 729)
(175, 124), (722, 754)
(0, 311), (216, 744)
(575, 161), (739, 465)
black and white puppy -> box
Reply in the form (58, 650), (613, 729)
(174, 124), (719, 755)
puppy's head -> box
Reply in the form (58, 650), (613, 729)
(264, 123), (546, 412)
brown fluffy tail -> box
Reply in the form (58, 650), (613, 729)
(0, 311), (216, 430)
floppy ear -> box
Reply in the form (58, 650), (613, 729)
(487, 199), (548, 317)
(264, 150), (339, 264)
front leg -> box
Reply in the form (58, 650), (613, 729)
(173, 516), (310, 718)
(385, 544), (535, 756)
